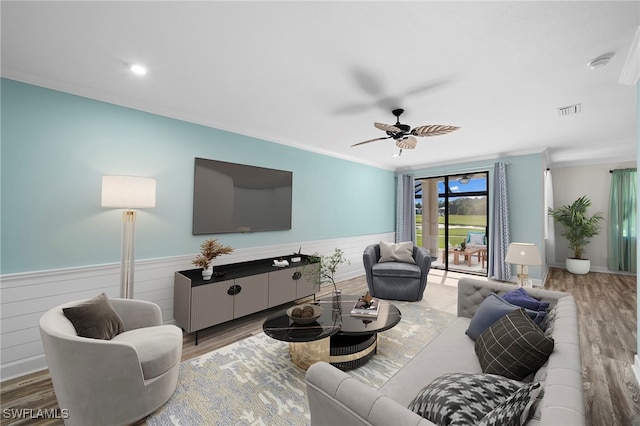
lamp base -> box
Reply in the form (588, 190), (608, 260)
(120, 210), (136, 299)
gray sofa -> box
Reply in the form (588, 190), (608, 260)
(363, 244), (432, 301)
(306, 278), (585, 425)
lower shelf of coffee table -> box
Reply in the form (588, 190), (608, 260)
(288, 332), (377, 371)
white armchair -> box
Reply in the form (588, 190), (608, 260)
(39, 297), (182, 426)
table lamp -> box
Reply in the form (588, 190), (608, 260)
(102, 176), (156, 298)
(505, 242), (541, 287)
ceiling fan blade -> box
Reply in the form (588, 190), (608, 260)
(412, 125), (460, 137)
(351, 136), (391, 147)
(374, 122), (401, 133)
(396, 136), (417, 150)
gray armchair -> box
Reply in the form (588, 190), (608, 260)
(363, 244), (432, 301)
(39, 297), (183, 426)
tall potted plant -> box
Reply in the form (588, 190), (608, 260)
(548, 195), (604, 274)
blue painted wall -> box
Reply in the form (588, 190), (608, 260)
(1, 79), (396, 274)
(409, 153), (545, 280)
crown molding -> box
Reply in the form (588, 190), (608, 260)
(620, 26), (640, 85)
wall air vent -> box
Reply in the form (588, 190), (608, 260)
(557, 103), (582, 117)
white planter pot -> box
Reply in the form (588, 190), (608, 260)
(202, 265), (214, 280)
(566, 258), (590, 275)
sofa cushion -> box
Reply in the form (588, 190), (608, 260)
(379, 241), (416, 264)
(502, 287), (550, 312)
(467, 232), (487, 246)
(371, 261), (421, 278)
(475, 309), (554, 381)
(407, 372), (539, 426)
(466, 293), (546, 340)
(112, 325), (183, 379)
(62, 293), (125, 340)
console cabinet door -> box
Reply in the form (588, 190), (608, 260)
(191, 280), (234, 331)
(234, 274), (269, 318)
(268, 268), (298, 307)
(296, 263), (319, 298)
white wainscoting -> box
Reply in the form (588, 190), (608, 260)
(0, 232), (393, 381)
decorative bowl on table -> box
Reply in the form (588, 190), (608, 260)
(287, 304), (323, 324)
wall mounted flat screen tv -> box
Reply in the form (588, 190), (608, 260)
(193, 157), (293, 234)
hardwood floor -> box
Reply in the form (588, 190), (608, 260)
(544, 268), (640, 426)
(1, 269), (638, 425)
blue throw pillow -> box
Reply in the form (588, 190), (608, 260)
(503, 287), (550, 311)
(466, 293), (545, 340)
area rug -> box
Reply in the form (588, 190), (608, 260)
(146, 302), (455, 426)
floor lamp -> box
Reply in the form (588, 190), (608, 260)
(505, 242), (542, 287)
(101, 176), (156, 299)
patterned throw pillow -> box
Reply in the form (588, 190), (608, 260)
(407, 372), (539, 426)
(475, 309), (554, 381)
(479, 382), (541, 426)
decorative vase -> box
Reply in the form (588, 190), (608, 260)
(332, 289), (342, 310)
(566, 258), (590, 275)
(202, 264), (214, 280)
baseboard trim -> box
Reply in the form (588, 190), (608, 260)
(547, 262), (636, 276)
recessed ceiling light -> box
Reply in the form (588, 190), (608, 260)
(130, 64), (147, 76)
(587, 54), (613, 70)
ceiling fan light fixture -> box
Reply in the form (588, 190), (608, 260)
(459, 175), (470, 184)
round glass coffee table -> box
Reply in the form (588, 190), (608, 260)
(263, 295), (401, 370)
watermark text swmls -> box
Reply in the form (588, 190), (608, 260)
(2, 408), (69, 420)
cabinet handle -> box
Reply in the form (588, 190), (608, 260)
(292, 271), (302, 280)
(227, 285), (242, 296)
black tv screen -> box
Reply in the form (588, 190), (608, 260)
(192, 158), (293, 234)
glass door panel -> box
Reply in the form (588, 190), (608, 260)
(416, 173), (488, 276)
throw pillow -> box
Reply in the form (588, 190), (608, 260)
(502, 287), (550, 311)
(407, 372), (539, 426)
(378, 241), (415, 264)
(468, 231), (486, 246)
(478, 382), (541, 426)
(466, 293), (545, 340)
(62, 293), (125, 340)
(475, 308), (554, 381)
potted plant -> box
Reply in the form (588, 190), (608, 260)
(192, 239), (234, 279)
(548, 195), (604, 274)
(304, 248), (350, 303)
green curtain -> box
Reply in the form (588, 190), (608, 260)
(608, 168), (637, 272)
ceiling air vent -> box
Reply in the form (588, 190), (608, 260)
(557, 104), (581, 117)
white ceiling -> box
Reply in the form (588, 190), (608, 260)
(2, 1), (638, 171)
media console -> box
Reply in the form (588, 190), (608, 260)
(174, 254), (320, 344)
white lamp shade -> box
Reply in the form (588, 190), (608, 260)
(505, 243), (542, 266)
(101, 176), (156, 208)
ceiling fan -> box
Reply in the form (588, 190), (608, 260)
(351, 108), (460, 151)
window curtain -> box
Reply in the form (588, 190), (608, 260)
(489, 162), (511, 281)
(396, 174), (416, 243)
(608, 168), (637, 273)
(544, 169), (556, 265)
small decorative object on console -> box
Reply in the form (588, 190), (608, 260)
(273, 259), (289, 267)
(351, 292), (380, 318)
(192, 238), (234, 280)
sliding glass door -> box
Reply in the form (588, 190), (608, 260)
(415, 172), (488, 276)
